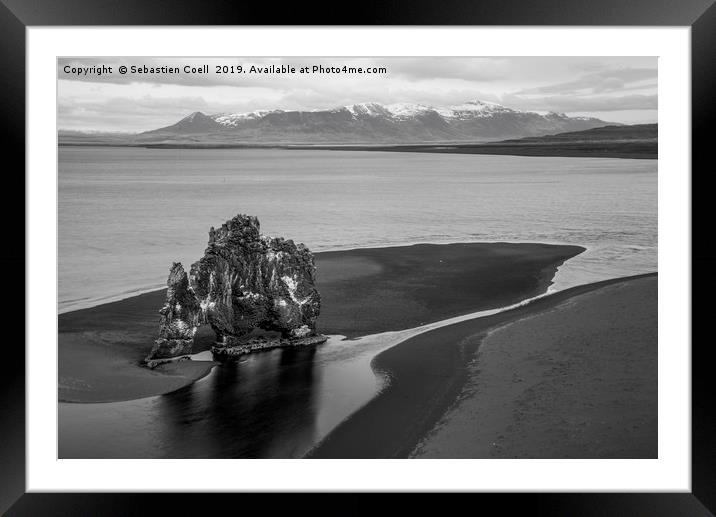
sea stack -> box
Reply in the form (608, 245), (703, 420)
(145, 214), (325, 366)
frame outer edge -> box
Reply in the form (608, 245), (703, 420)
(692, 1), (716, 514)
(0, 1), (27, 515)
(3, 0), (715, 513)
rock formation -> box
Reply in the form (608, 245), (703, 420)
(148, 262), (202, 360)
(145, 214), (324, 365)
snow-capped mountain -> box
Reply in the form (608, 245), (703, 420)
(330, 100), (521, 120)
(212, 110), (281, 126)
(140, 100), (613, 144)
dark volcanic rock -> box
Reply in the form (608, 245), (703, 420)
(212, 333), (328, 358)
(145, 214), (323, 362)
(145, 263), (202, 362)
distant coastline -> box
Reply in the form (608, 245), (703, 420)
(58, 124), (658, 160)
(58, 140), (656, 160)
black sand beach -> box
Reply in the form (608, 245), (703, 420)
(307, 273), (657, 459)
(59, 242), (583, 403)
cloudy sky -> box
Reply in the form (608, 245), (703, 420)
(58, 57), (657, 132)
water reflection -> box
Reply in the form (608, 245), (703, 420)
(155, 347), (319, 458)
(59, 333), (387, 459)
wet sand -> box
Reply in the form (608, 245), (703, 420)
(59, 242), (583, 403)
(307, 273), (656, 458)
(414, 275), (657, 458)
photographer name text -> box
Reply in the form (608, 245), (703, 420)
(62, 63), (388, 77)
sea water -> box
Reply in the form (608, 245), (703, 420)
(59, 146), (656, 312)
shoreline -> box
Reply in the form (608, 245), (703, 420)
(59, 239), (594, 315)
(59, 352), (219, 404)
(58, 142), (657, 160)
(306, 272), (657, 458)
(59, 364), (219, 405)
(56, 275), (560, 405)
(59, 241), (584, 404)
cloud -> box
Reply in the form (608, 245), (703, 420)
(57, 56), (658, 130)
(501, 93), (657, 112)
(387, 57), (510, 81)
(516, 67), (657, 95)
(58, 95), (214, 130)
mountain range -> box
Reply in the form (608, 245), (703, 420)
(60, 100), (617, 146)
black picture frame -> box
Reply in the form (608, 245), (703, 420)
(2, 0), (713, 514)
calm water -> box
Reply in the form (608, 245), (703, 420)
(58, 146), (657, 458)
(59, 147), (657, 312)
(60, 335), (386, 458)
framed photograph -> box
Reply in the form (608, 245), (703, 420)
(3, 0), (713, 514)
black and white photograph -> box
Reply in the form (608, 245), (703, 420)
(56, 56), (659, 460)
(0, 0), (711, 509)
